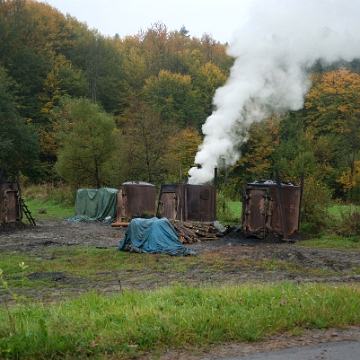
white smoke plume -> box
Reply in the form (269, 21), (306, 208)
(188, 0), (360, 184)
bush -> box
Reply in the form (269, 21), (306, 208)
(22, 183), (76, 207)
(216, 191), (239, 225)
(300, 176), (333, 236)
(337, 208), (360, 241)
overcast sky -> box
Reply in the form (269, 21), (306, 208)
(42, 0), (254, 44)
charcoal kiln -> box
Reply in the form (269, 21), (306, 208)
(157, 183), (216, 222)
(241, 172), (303, 241)
(114, 181), (156, 224)
(0, 168), (23, 226)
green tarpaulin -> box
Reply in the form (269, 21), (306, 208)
(73, 188), (118, 221)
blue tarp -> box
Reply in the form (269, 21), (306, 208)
(118, 217), (196, 256)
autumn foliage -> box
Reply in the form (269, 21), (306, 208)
(1, 0), (360, 204)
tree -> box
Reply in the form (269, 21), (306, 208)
(338, 160), (360, 202)
(36, 54), (88, 168)
(200, 33), (217, 63)
(191, 62), (227, 116)
(0, 1), (235, 184)
(0, 66), (39, 175)
(305, 69), (360, 199)
(0, 0), (77, 123)
(235, 115), (281, 180)
(119, 39), (148, 97)
(143, 69), (205, 128)
(179, 25), (189, 37)
(164, 127), (202, 182)
(140, 22), (170, 76)
(65, 18), (127, 117)
(113, 101), (177, 185)
(271, 112), (340, 183)
(55, 97), (116, 188)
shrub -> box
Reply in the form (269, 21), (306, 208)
(216, 191), (239, 225)
(337, 208), (360, 241)
(300, 176), (332, 236)
(22, 183), (75, 207)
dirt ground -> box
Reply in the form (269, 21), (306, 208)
(1, 219), (360, 359)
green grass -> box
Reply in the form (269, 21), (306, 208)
(1, 283), (359, 359)
(328, 204), (360, 218)
(22, 198), (74, 222)
(2, 197), (360, 358)
(226, 202), (360, 220)
(299, 235), (360, 251)
(217, 201), (242, 225)
(228, 202), (359, 222)
(228, 201), (242, 218)
(0, 244), (353, 300)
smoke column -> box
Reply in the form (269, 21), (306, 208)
(188, 0), (360, 184)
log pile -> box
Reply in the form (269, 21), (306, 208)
(170, 220), (223, 243)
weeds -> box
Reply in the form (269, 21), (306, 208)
(1, 283), (360, 359)
(0, 262), (30, 336)
(338, 208), (360, 240)
(217, 192), (240, 225)
(297, 234), (360, 251)
(0, 262), (28, 301)
(0, 247), (350, 307)
(22, 183), (75, 207)
(302, 208), (360, 249)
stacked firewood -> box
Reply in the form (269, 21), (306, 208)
(170, 220), (224, 243)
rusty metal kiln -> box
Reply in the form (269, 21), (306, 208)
(241, 173), (303, 241)
(114, 181), (156, 223)
(0, 169), (23, 226)
(157, 183), (216, 222)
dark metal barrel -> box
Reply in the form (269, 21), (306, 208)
(158, 183), (216, 222)
(241, 179), (302, 240)
(0, 168), (23, 226)
(116, 181), (156, 223)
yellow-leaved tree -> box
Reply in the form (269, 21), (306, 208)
(305, 69), (360, 200)
(235, 115), (281, 180)
(338, 160), (360, 192)
(164, 127), (202, 182)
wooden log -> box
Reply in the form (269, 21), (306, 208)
(180, 231), (194, 243)
(180, 225), (197, 238)
(177, 224), (196, 243)
(111, 222), (130, 227)
(171, 220), (195, 243)
(194, 230), (217, 238)
(170, 220), (219, 242)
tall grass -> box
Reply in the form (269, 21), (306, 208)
(22, 183), (75, 207)
(0, 283), (359, 359)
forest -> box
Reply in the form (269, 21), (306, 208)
(1, 0), (360, 207)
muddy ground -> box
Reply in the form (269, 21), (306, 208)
(1, 219), (360, 359)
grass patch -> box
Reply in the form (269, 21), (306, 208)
(328, 204), (360, 218)
(22, 198), (74, 222)
(0, 246), (349, 299)
(228, 201), (242, 219)
(217, 201), (242, 225)
(0, 283), (359, 359)
(298, 235), (360, 251)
